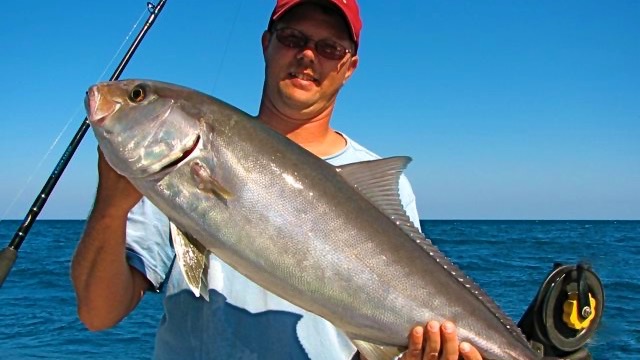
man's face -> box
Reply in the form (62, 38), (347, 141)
(261, 4), (359, 120)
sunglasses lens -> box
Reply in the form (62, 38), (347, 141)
(316, 40), (346, 60)
(275, 28), (306, 49)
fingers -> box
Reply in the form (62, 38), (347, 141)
(94, 146), (143, 213)
(400, 326), (421, 360)
(402, 321), (443, 360)
(460, 342), (483, 360)
(424, 321), (440, 360)
(440, 321), (459, 360)
(402, 321), (484, 360)
(439, 322), (483, 360)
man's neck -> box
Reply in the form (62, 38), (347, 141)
(257, 102), (347, 158)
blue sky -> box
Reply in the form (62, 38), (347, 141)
(0, 0), (638, 220)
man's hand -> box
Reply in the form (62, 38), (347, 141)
(401, 321), (483, 360)
(95, 148), (142, 214)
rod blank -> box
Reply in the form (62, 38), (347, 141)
(0, 0), (168, 288)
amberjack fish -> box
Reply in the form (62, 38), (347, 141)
(86, 79), (543, 360)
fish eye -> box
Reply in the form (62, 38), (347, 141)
(129, 85), (147, 103)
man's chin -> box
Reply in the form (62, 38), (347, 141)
(279, 92), (318, 110)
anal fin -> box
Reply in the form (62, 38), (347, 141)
(352, 339), (404, 360)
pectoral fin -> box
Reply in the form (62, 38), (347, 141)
(190, 160), (233, 200)
(170, 222), (210, 301)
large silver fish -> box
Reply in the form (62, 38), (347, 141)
(85, 79), (542, 360)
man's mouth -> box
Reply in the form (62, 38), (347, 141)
(288, 72), (319, 85)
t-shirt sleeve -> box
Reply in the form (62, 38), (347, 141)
(125, 198), (174, 290)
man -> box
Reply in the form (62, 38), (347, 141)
(71, 1), (483, 359)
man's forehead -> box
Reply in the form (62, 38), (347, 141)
(276, 3), (352, 39)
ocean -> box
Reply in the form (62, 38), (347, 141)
(0, 220), (637, 359)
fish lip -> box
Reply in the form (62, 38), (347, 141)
(139, 132), (202, 179)
(85, 85), (121, 126)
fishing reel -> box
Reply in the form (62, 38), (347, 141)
(518, 263), (604, 359)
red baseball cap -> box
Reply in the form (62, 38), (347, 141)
(269, 0), (362, 50)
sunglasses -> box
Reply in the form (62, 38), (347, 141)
(273, 26), (353, 61)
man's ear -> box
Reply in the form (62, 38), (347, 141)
(343, 55), (359, 85)
(261, 30), (271, 57)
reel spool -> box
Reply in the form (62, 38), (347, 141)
(518, 263), (604, 359)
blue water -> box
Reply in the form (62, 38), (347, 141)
(0, 220), (638, 359)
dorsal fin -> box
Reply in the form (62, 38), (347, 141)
(336, 157), (425, 243)
(336, 157), (529, 345)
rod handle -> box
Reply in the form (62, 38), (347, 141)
(0, 247), (18, 288)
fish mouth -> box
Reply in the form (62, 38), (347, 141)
(85, 85), (121, 126)
(143, 133), (201, 177)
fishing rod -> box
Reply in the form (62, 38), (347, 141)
(0, 0), (168, 288)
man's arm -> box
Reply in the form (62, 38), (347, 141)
(70, 149), (150, 331)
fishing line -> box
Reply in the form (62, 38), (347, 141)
(0, 7), (148, 221)
(94, 7), (149, 83)
(0, 106), (82, 221)
(210, 0), (244, 94)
